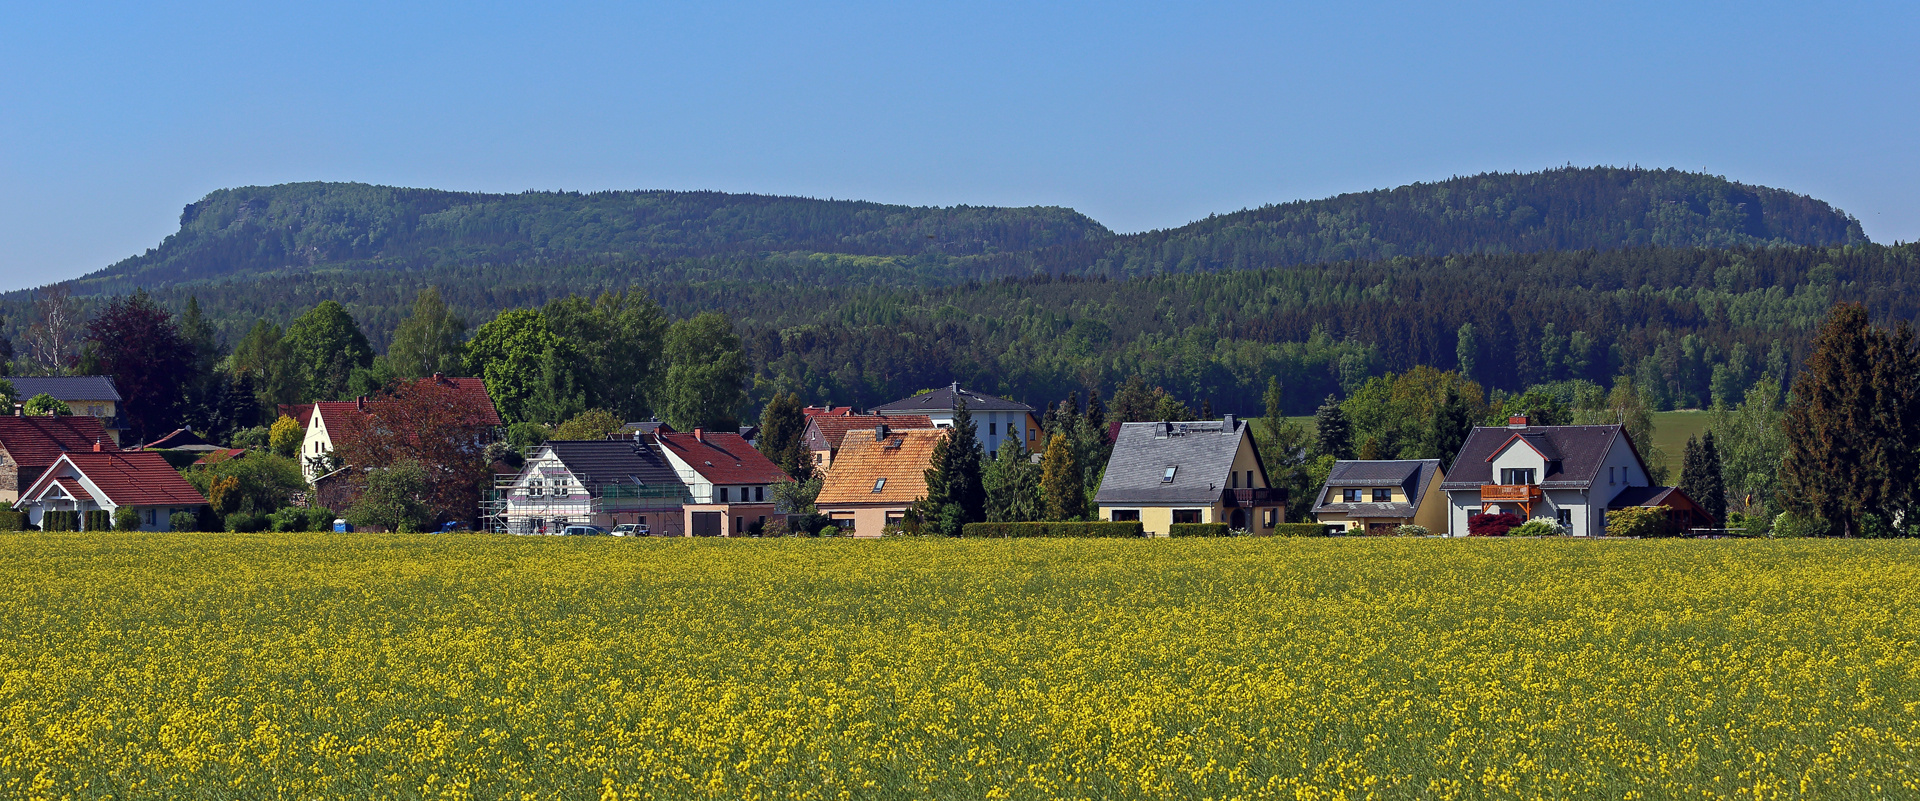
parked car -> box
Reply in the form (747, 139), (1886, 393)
(611, 523), (650, 537)
(561, 525), (610, 537)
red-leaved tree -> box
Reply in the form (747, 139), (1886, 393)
(1467, 512), (1524, 537)
(334, 378), (496, 527)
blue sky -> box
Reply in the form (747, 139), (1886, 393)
(2, 1), (1915, 291)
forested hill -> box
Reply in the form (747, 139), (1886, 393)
(69, 183), (1113, 294)
(1001, 167), (1868, 277)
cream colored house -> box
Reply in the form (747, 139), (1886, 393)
(1311, 459), (1447, 534)
(10, 376), (126, 444)
(1094, 416), (1285, 536)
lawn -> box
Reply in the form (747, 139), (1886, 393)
(1, 535), (1914, 799)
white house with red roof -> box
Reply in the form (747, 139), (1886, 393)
(295, 375), (503, 479)
(655, 428), (791, 536)
(15, 449), (207, 531)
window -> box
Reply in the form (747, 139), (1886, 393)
(1372, 488), (1391, 502)
(1028, 428), (1035, 442)
(719, 487), (729, 503)
(1557, 508), (1573, 526)
(1342, 488), (1363, 503)
(989, 422), (997, 435)
(1246, 470), (1254, 489)
(872, 477), (887, 493)
(755, 486), (764, 502)
(1111, 510), (1141, 522)
(1263, 509), (1279, 527)
(529, 479), (544, 498)
(1172, 509), (1202, 524)
(1501, 468), (1537, 485)
(735, 516), (744, 534)
(1162, 466), (1177, 483)
(1231, 472), (1239, 489)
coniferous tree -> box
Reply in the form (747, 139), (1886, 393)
(1698, 430), (1727, 523)
(1427, 386), (1475, 470)
(1781, 304), (1889, 536)
(1313, 395), (1353, 459)
(1111, 376), (1158, 424)
(983, 439), (1043, 522)
(1040, 432), (1084, 521)
(1679, 435), (1710, 518)
(921, 399), (986, 534)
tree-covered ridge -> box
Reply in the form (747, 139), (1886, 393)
(1009, 167), (1867, 278)
(72, 182), (1113, 293)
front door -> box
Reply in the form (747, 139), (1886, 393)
(691, 512), (722, 537)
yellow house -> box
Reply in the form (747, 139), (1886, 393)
(1311, 459), (1448, 535)
(1094, 416), (1285, 537)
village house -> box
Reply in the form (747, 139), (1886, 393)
(9, 376), (127, 445)
(0, 414), (119, 503)
(870, 383), (1042, 455)
(498, 437), (691, 535)
(1312, 459), (1447, 534)
(802, 413), (934, 472)
(1094, 416), (1286, 536)
(290, 374), (503, 480)
(15, 449), (207, 531)
(815, 425), (946, 537)
(656, 429), (791, 536)
(1439, 416), (1717, 536)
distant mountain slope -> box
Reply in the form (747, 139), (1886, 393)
(1019, 167), (1867, 277)
(72, 183), (1113, 293)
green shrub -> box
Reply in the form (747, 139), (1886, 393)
(225, 511), (267, 533)
(114, 505), (140, 531)
(1511, 519), (1565, 537)
(169, 511), (197, 532)
(0, 510), (23, 532)
(82, 510), (110, 531)
(42, 511), (77, 532)
(306, 507), (339, 532)
(958, 522), (1145, 538)
(1271, 523), (1333, 537)
(1392, 524), (1431, 537)
(1169, 523), (1231, 537)
(1772, 511), (1830, 538)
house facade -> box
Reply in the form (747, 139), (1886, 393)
(803, 413), (934, 472)
(656, 429), (790, 536)
(870, 384), (1042, 455)
(0, 415), (119, 503)
(1438, 417), (1716, 536)
(1094, 417), (1286, 537)
(498, 438), (691, 535)
(815, 426), (946, 537)
(15, 450), (207, 531)
(10, 376), (126, 444)
(1312, 459), (1447, 534)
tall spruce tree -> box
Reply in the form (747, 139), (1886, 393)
(1781, 303), (1914, 536)
(984, 439), (1043, 522)
(922, 399), (986, 534)
(1679, 435), (1711, 521)
(1698, 430), (1727, 523)
(1427, 385), (1475, 470)
(1313, 395), (1353, 459)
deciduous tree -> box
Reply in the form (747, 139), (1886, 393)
(660, 312), (747, 431)
(284, 301), (374, 402)
(334, 378), (497, 527)
(387, 287), (468, 379)
(83, 290), (190, 441)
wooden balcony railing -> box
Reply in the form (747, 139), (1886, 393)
(1223, 487), (1286, 507)
(1480, 484), (1543, 504)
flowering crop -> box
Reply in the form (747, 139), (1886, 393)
(0, 535), (1914, 799)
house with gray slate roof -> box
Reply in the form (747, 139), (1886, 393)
(870, 383), (1041, 456)
(1094, 416), (1285, 536)
(9, 376), (126, 445)
(1439, 416), (1716, 536)
(1312, 459), (1447, 534)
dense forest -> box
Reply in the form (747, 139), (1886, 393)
(0, 166), (1892, 419)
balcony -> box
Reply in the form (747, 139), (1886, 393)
(1480, 484), (1543, 504)
(1223, 487), (1286, 507)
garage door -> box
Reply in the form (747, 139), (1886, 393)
(691, 512), (723, 537)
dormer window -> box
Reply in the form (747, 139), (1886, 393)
(1372, 488), (1391, 502)
(1162, 466), (1177, 483)
(1342, 488), (1363, 503)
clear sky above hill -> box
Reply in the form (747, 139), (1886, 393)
(1, 1), (1915, 291)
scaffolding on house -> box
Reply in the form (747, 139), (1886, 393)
(484, 474), (690, 534)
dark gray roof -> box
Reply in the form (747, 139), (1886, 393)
(542, 439), (686, 494)
(9, 376), (121, 402)
(620, 421), (674, 435)
(1314, 459), (1440, 516)
(1094, 420), (1255, 506)
(871, 383), (1033, 414)
(1606, 485), (1679, 509)
(1440, 425), (1634, 490)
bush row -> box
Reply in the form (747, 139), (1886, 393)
(1271, 523), (1336, 537)
(1169, 523), (1231, 537)
(959, 522), (1146, 538)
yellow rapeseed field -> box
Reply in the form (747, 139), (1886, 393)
(0, 535), (1914, 799)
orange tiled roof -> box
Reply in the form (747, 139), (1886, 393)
(816, 428), (947, 506)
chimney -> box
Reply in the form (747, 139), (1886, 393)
(1223, 414), (1236, 430)
(1508, 415), (1529, 428)
(432, 372), (445, 384)
(693, 428), (704, 443)
(874, 424), (890, 441)
(356, 396), (368, 413)
(93, 439), (102, 452)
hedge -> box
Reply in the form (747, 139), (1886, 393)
(959, 521), (1145, 538)
(83, 510), (111, 532)
(0, 510), (23, 532)
(1169, 523), (1231, 537)
(1271, 523), (1333, 537)
(43, 511), (78, 532)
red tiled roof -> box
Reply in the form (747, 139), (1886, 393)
(0, 416), (118, 468)
(656, 431), (791, 485)
(307, 376), (504, 432)
(192, 448), (247, 466)
(278, 404), (316, 427)
(425, 375), (504, 426)
(810, 414), (934, 449)
(23, 452), (206, 507)
(804, 406), (855, 417)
